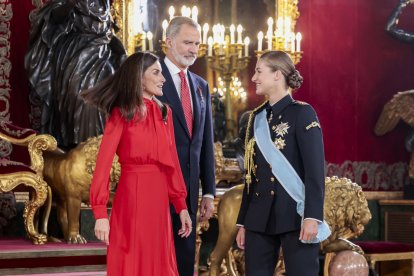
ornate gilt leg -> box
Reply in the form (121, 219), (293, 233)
(22, 177), (48, 244)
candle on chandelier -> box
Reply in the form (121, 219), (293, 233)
(276, 17), (283, 37)
(221, 25), (226, 44)
(296, 32), (302, 52)
(192, 6), (198, 22)
(244, 37), (250, 57)
(168, 6), (175, 21)
(212, 25), (217, 43)
(290, 32), (295, 52)
(162, 20), (168, 41)
(230, 24), (235, 44)
(147, 31), (153, 52)
(202, 23), (209, 44)
(181, 5), (187, 16)
(257, 31), (264, 52)
(267, 31), (272, 50)
(142, 32), (147, 51)
(267, 17), (274, 40)
(284, 17), (291, 37)
(237, 24), (243, 44)
(207, 36), (213, 56)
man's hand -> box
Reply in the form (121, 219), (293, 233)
(95, 218), (110, 245)
(199, 197), (214, 222)
(236, 227), (245, 250)
(299, 219), (318, 242)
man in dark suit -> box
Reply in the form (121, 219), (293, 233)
(157, 16), (216, 276)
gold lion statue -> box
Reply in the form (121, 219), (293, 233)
(43, 135), (120, 243)
(208, 176), (372, 276)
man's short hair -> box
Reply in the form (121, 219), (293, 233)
(166, 16), (200, 39)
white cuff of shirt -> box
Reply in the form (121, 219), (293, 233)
(303, 217), (322, 224)
(203, 194), (214, 199)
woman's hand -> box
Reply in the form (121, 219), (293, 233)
(299, 219), (318, 242)
(178, 209), (192, 238)
(236, 227), (246, 249)
(95, 218), (110, 245)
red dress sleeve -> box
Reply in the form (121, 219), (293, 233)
(166, 108), (188, 214)
(90, 108), (124, 219)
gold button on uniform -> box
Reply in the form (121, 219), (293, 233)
(270, 177), (275, 182)
(270, 190), (275, 196)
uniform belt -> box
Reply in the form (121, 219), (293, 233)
(121, 163), (161, 173)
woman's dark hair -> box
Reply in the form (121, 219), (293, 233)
(260, 51), (303, 90)
(81, 52), (159, 121)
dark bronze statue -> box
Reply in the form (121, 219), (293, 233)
(25, 0), (126, 149)
(384, 0), (414, 198)
(386, 0), (414, 44)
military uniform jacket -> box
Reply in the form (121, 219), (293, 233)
(236, 95), (325, 234)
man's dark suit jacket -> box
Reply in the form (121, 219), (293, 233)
(158, 59), (216, 214)
(236, 95), (325, 234)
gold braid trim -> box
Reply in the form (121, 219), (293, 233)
(244, 101), (267, 194)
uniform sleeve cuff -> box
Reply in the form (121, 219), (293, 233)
(172, 198), (187, 214)
(92, 205), (108, 220)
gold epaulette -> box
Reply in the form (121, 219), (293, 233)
(295, 101), (309, 105)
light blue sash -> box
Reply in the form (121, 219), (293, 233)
(254, 110), (331, 243)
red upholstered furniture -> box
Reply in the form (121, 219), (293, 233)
(355, 241), (414, 275)
(0, 121), (57, 244)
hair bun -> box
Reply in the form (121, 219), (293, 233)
(287, 70), (303, 89)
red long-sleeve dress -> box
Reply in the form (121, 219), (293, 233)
(90, 98), (187, 276)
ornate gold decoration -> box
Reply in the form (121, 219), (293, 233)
(305, 121), (320, 130)
(274, 121), (290, 136)
(206, 28), (250, 140)
(214, 142), (243, 186)
(0, 127), (57, 245)
(208, 176), (372, 276)
(42, 135), (120, 243)
(274, 137), (286, 150)
(255, 0), (302, 64)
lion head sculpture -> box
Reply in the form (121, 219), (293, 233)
(321, 176), (372, 249)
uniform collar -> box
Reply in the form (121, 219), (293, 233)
(268, 94), (293, 116)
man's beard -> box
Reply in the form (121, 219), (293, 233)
(171, 46), (197, 68)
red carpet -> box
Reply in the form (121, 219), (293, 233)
(0, 239), (107, 274)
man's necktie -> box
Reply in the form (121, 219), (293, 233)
(179, 70), (193, 137)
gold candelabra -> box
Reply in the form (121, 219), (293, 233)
(206, 24), (250, 140)
(255, 0), (303, 64)
(213, 76), (247, 129)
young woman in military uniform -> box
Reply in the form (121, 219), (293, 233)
(236, 51), (330, 276)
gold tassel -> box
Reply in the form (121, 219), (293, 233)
(243, 101), (266, 194)
(244, 138), (256, 194)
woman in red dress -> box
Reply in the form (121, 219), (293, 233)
(81, 52), (192, 275)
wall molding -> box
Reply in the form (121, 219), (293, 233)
(0, 0), (12, 158)
(326, 161), (408, 191)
